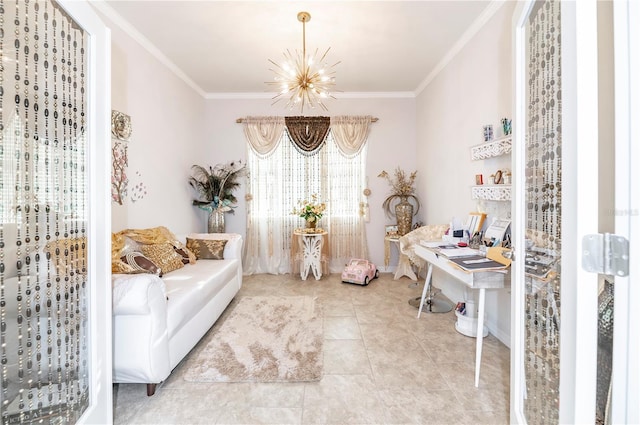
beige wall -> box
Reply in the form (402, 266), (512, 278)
(415, 2), (516, 345)
(106, 11), (207, 235)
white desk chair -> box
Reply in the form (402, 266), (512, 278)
(399, 224), (452, 313)
(384, 236), (417, 280)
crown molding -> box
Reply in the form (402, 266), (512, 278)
(92, 0), (500, 101)
(204, 92), (275, 100)
(414, 0), (507, 95)
(336, 92), (416, 99)
(90, 0), (207, 98)
(205, 91), (416, 100)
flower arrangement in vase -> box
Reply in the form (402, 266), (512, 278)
(292, 194), (326, 229)
(378, 167), (421, 236)
(189, 160), (247, 232)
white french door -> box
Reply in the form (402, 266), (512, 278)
(610, 0), (639, 422)
(55, 1), (113, 423)
(511, 0), (639, 423)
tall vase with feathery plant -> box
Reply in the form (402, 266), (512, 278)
(189, 160), (247, 233)
(378, 168), (420, 236)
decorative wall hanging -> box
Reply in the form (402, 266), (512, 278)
(130, 171), (148, 203)
(111, 110), (131, 205)
(483, 124), (494, 142)
(112, 110), (132, 140)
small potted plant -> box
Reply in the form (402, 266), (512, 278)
(292, 194), (326, 229)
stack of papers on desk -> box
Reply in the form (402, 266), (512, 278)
(418, 241), (480, 258)
(438, 247), (481, 258)
(449, 255), (509, 272)
(419, 241), (464, 250)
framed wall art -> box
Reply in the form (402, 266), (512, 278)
(111, 110), (131, 205)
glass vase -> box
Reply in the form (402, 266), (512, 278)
(395, 196), (413, 236)
(208, 209), (226, 233)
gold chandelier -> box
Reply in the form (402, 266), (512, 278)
(267, 11), (339, 112)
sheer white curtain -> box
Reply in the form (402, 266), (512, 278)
(242, 116), (370, 275)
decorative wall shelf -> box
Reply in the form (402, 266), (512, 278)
(471, 185), (511, 201)
(470, 136), (512, 161)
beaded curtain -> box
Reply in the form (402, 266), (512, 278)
(0, 0), (89, 422)
(244, 131), (368, 275)
(524, 0), (562, 422)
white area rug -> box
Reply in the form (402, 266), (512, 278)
(183, 296), (323, 383)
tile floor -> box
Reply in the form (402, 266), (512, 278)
(113, 272), (510, 424)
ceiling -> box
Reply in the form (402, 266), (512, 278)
(98, 1), (494, 97)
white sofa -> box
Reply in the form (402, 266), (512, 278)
(111, 233), (243, 396)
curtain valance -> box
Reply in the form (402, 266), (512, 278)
(285, 116), (330, 156)
(330, 115), (372, 158)
(242, 116), (286, 158)
(241, 115), (373, 157)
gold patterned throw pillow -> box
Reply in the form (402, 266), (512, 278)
(173, 246), (196, 264)
(112, 259), (136, 274)
(45, 236), (88, 275)
(140, 243), (185, 275)
(120, 252), (162, 276)
(186, 238), (227, 260)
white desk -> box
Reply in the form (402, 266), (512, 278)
(414, 244), (509, 387)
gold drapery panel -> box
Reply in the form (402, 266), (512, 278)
(284, 116), (330, 156)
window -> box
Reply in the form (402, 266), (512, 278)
(244, 129), (368, 275)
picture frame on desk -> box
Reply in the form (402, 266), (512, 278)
(484, 218), (511, 246)
(385, 225), (398, 237)
(466, 212), (487, 236)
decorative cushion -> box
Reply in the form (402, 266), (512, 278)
(112, 259), (136, 274)
(120, 236), (142, 256)
(186, 238), (227, 260)
(44, 237), (88, 275)
(120, 252), (162, 276)
(140, 243), (185, 275)
(173, 246), (195, 265)
(112, 226), (190, 266)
